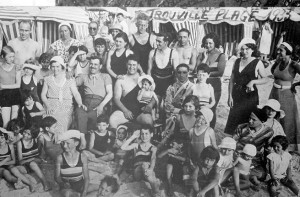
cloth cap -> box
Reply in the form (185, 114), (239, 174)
(257, 99), (285, 119)
(109, 23), (123, 32)
(218, 137), (236, 150)
(138, 75), (156, 91)
(281, 42), (293, 52)
(199, 107), (214, 124)
(59, 22), (72, 31)
(60, 130), (81, 141)
(238, 38), (256, 50)
(23, 64), (39, 71)
(116, 125), (128, 133)
(50, 56), (66, 68)
(243, 144), (257, 157)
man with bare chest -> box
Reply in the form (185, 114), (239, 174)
(109, 54), (155, 129)
(130, 13), (156, 73)
(148, 33), (179, 98)
(174, 28), (197, 72)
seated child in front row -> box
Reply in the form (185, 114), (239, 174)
(86, 175), (120, 197)
(222, 144), (257, 197)
(16, 125), (50, 191)
(113, 125), (129, 176)
(190, 146), (220, 197)
(121, 126), (161, 197)
(22, 90), (45, 128)
(2, 118), (24, 144)
(85, 115), (115, 163)
(158, 138), (188, 196)
(267, 135), (300, 197)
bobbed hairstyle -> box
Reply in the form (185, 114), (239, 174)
(244, 43), (260, 58)
(22, 125), (40, 139)
(0, 130), (8, 141)
(182, 95), (200, 112)
(140, 125), (154, 134)
(199, 146), (220, 166)
(271, 135), (289, 151)
(7, 118), (24, 132)
(41, 116), (57, 130)
(1, 46), (15, 58)
(201, 32), (221, 48)
(100, 176), (120, 194)
(196, 63), (210, 74)
(114, 32), (129, 45)
(38, 53), (52, 64)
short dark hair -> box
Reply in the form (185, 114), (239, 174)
(116, 13), (124, 17)
(7, 118), (24, 132)
(178, 28), (190, 37)
(94, 38), (107, 47)
(41, 116), (57, 130)
(271, 135), (289, 151)
(68, 46), (79, 54)
(140, 125), (154, 134)
(78, 45), (89, 54)
(182, 95), (200, 111)
(245, 43), (260, 58)
(252, 108), (268, 123)
(1, 46), (15, 58)
(196, 63), (210, 74)
(176, 63), (189, 72)
(199, 146), (220, 166)
(141, 78), (152, 85)
(127, 54), (140, 64)
(100, 176), (119, 194)
(97, 114), (109, 124)
(23, 125), (40, 139)
(90, 55), (103, 65)
(39, 53), (52, 64)
(155, 32), (171, 43)
(114, 32), (129, 45)
(22, 89), (35, 101)
(0, 130), (8, 141)
(202, 32), (221, 48)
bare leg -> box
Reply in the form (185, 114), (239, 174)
(233, 167), (242, 196)
(29, 161), (51, 191)
(10, 166), (35, 192)
(1, 107), (12, 128)
(11, 105), (19, 120)
(166, 164), (174, 196)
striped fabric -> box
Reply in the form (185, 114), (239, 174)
(22, 147), (39, 160)
(61, 166), (83, 182)
(0, 20), (36, 43)
(173, 21), (199, 48)
(0, 7), (34, 20)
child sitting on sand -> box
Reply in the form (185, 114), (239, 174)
(113, 125), (129, 176)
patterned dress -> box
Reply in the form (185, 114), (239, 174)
(43, 76), (75, 132)
(50, 39), (81, 63)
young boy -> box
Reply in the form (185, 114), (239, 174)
(113, 125), (129, 176)
(121, 126), (160, 197)
(87, 175), (120, 197)
(22, 90), (45, 128)
(86, 115), (115, 162)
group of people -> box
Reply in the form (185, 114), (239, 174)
(0, 11), (300, 197)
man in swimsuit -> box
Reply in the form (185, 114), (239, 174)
(109, 54), (155, 129)
(129, 13), (156, 73)
(148, 33), (179, 98)
(174, 28), (197, 72)
(8, 20), (41, 66)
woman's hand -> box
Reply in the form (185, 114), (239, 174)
(45, 106), (54, 115)
(246, 80), (255, 92)
(228, 95), (233, 108)
(78, 104), (87, 111)
(116, 75), (124, 80)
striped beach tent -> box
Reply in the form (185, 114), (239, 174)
(35, 7), (90, 52)
(173, 21), (200, 49)
(0, 7), (37, 43)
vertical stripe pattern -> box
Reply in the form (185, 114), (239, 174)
(173, 21), (199, 48)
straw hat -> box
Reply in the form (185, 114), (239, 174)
(238, 38), (256, 50)
(218, 137), (236, 150)
(258, 99), (285, 119)
(138, 75), (156, 91)
(23, 64), (39, 71)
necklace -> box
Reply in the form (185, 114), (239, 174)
(80, 61), (89, 68)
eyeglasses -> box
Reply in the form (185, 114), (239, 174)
(89, 27), (97, 31)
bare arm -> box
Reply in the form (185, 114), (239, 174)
(70, 81), (83, 106)
(149, 146), (157, 171)
(189, 48), (197, 72)
(172, 50), (179, 70)
(206, 85), (215, 108)
(137, 90), (144, 101)
(199, 169), (220, 195)
(41, 78), (50, 109)
(16, 140), (23, 162)
(114, 80), (129, 113)
(55, 155), (64, 185)
(81, 153), (89, 197)
(147, 50), (155, 75)
(30, 102), (45, 117)
(121, 130), (140, 151)
(208, 128), (218, 149)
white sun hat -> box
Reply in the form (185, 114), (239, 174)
(138, 75), (156, 91)
(60, 130), (81, 141)
(238, 38), (256, 50)
(243, 144), (257, 157)
(218, 137), (236, 150)
(257, 99), (285, 119)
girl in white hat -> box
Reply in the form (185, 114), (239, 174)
(137, 75), (159, 120)
(21, 59), (40, 102)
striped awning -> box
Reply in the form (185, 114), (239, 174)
(0, 6), (35, 20)
(173, 21), (199, 49)
(36, 7), (90, 23)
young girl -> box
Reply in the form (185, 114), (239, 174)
(68, 45), (90, 77)
(258, 99), (286, 143)
(267, 135), (299, 197)
(189, 107), (217, 164)
(16, 125), (51, 191)
(0, 130), (35, 192)
(20, 59), (40, 103)
(113, 125), (129, 176)
(137, 75), (159, 120)
(5, 118), (24, 144)
(0, 46), (21, 128)
(22, 90), (45, 128)
(93, 38), (108, 67)
(191, 146), (220, 197)
(183, 63), (215, 109)
(158, 138), (188, 196)
(217, 137), (236, 184)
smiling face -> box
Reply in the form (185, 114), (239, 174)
(136, 20), (148, 34)
(176, 66), (189, 83)
(89, 59), (101, 74)
(61, 138), (78, 152)
(277, 45), (288, 60)
(195, 115), (206, 127)
(111, 29), (121, 38)
(142, 80), (151, 91)
(178, 31), (189, 46)
(77, 52), (87, 62)
(127, 59), (138, 75)
(264, 106), (277, 119)
(5, 52), (15, 64)
(98, 182), (113, 197)
(197, 70), (209, 83)
(140, 129), (152, 143)
(23, 129), (32, 140)
(203, 157), (216, 168)
(50, 62), (64, 76)
(23, 68), (34, 76)
(156, 36), (168, 50)
(205, 38), (215, 52)
(24, 96), (34, 107)
(115, 37), (127, 50)
(95, 44), (106, 55)
(19, 22), (31, 41)
(273, 142), (284, 155)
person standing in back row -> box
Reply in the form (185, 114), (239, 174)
(130, 13), (156, 73)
